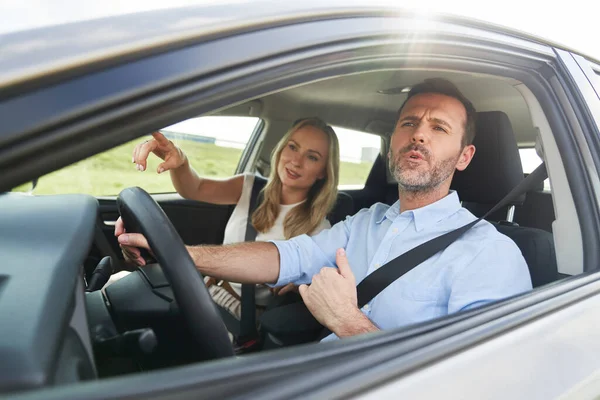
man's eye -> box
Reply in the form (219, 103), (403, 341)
(434, 126), (447, 133)
(402, 122), (415, 127)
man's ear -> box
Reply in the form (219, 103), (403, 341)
(456, 144), (476, 171)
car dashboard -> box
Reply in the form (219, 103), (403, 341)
(0, 193), (98, 394)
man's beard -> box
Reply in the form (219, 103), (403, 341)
(388, 143), (459, 193)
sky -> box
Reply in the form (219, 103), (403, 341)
(0, 0), (597, 60)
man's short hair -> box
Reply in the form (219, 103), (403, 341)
(395, 78), (477, 146)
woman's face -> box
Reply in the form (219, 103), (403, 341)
(277, 125), (329, 193)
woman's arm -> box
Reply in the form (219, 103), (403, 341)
(132, 131), (245, 205)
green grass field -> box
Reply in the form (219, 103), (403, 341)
(14, 137), (374, 196)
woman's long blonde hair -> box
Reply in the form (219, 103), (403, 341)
(252, 118), (340, 239)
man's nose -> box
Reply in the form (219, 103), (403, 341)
(411, 124), (428, 144)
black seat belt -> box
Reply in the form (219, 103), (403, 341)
(238, 175), (267, 341)
(261, 163), (548, 340)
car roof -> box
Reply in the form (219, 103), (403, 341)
(1, 0), (592, 92)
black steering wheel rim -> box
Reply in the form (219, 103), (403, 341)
(117, 186), (234, 359)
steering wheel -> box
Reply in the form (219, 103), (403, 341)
(117, 187), (234, 359)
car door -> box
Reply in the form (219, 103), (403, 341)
(3, 6), (600, 400)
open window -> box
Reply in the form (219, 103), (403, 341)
(12, 116), (260, 196)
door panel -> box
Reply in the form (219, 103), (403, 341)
(154, 198), (233, 245)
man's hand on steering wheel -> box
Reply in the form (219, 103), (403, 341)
(114, 216), (153, 267)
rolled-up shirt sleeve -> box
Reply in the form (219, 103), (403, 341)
(270, 215), (353, 287)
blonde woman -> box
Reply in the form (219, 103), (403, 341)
(118, 117), (340, 320)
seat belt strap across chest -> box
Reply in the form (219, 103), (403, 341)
(239, 175), (267, 339)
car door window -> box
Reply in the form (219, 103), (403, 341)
(519, 147), (551, 190)
(334, 126), (382, 189)
(13, 116), (260, 196)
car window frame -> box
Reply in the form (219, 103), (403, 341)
(235, 118), (265, 174)
(581, 59), (600, 99)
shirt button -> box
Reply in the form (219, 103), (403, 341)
(392, 228), (398, 233)
(375, 263), (381, 269)
(363, 304), (370, 311)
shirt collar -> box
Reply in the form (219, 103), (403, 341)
(376, 191), (462, 232)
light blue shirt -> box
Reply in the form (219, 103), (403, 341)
(271, 191), (532, 341)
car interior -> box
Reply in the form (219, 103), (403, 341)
(233, 69), (559, 288)
(80, 69), (564, 369)
(2, 66), (574, 393)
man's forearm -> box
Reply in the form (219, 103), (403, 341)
(187, 241), (280, 284)
(332, 307), (379, 338)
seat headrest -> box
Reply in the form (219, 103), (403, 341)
(451, 111), (525, 205)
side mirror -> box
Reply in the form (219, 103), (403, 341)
(29, 178), (38, 194)
(12, 178), (38, 194)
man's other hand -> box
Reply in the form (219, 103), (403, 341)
(299, 248), (359, 332)
(115, 217), (154, 267)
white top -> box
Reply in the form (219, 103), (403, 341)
(224, 173), (330, 305)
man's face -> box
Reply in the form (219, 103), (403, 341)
(388, 93), (474, 192)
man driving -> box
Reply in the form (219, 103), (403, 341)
(116, 78), (533, 340)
